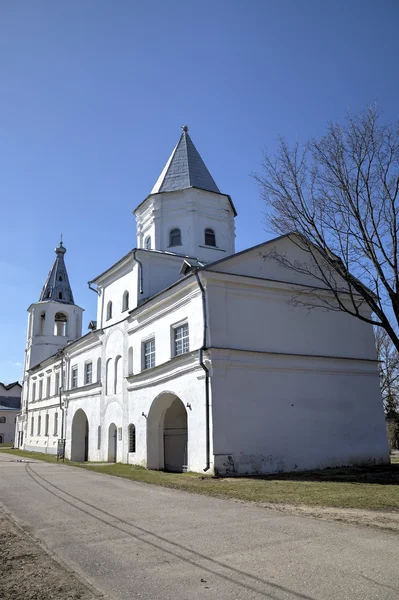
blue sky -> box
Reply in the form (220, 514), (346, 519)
(1, 0), (398, 383)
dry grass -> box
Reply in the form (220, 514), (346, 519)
(2, 448), (399, 512)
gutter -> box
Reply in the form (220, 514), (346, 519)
(194, 270), (211, 472)
(132, 249), (144, 295)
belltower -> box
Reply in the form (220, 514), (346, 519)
(134, 126), (237, 263)
(24, 240), (84, 371)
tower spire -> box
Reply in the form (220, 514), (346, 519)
(150, 126), (220, 195)
(39, 240), (74, 304)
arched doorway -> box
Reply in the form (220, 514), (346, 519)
(71, 409), (89, 462)
(147, 393), (188, 472)
(108, 423), (117, 462)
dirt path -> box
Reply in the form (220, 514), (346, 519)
(0, 513), (102, 600)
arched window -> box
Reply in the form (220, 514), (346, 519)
(106, 358), (112, 395)
(128, 424), (136, 452)
(40, 311), (46, 335)
(114, 355), (122, 394)
(169, 228), (181, 247)
(122, 291), (129, 312)
(54, 313), (67, 336)
(106, 301), (112, 321)
(58, 274), (63, 282)
(97, 425), (101, 449)
(145, 236), (151, 250)
(96, 357), (101, 382)
(205, 228), (216, 247)
(0, 416), (6, 424)
(58, 291), (63, 300)
(128, 346), (133, 375)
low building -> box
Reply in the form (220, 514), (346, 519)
(0, 382), (21, 444)
(15, 127), (390, 474)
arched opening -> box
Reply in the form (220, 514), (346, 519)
(108, 423), (117, 462)
(122, 290), (129, 312)
(205, 228), (216, 247)
(58, 291), (63, 300)
(106, 301), (112, 321)
(147, 393), (187, 472)
(145, 236), (151, 250)
(128, 346), (133, 375)
(169, 228), (181, 247)
(40, 311), (46, 335)
(71, 409), (89, 462)
(54, 312), (67, 336)
(106, 358), (112, 395)
(114, 355), (122, 394)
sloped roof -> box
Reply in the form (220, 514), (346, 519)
(151, 126), (221, 195)
(39, 241), (75, 304)
(0, 397), (21, 410)
(0, 381), (21, 391)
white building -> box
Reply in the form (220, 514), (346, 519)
(1, 382), (21, 444)
(15, 127), (390, 474)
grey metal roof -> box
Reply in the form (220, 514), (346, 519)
(151, 126), (221, 195)
(0, 397), (21, 410)
(39, 240), (75, 304)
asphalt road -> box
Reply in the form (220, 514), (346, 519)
(1, 452), (398, 600)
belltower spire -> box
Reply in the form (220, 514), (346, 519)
(39, 239), (75, 304)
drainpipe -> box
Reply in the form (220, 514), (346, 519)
(194, 271), (211, 472)
(132, 249), (144, 295)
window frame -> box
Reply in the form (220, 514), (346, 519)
(169, 228), (182, 247)
(45, 414), (49, 436)
(172, 321), (190, 357)
(54, 412), (58, 436)
(122, 290), (129, 312)
(142, 337), (156, 370)
(84, 361), (93, 385)
(38, 379), (43, 401)
(46, 375), (51, 398)
(106, 301), (113, 321)
(0, 416), (6, 424)
(31, 416), (34, 436)
(71, 365), (78, 389)
(204, 228), (216, 247)
(37, 415), (41, 436)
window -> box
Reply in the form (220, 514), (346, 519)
(169, 228), (181, 247)
(54, 312), (67, 336)
(40, 311), (46, 335)
(58, 291), (63, 300)
(54, 412), (58, 436)
(106, 358), (112, 395)
(97, 357), (101, 382)
(32, 382), (36, 402)
(114, 356), (122, 394)
(84, 362), (93, 385)
(174, 323), (189, 356)
(145, 236), (151, 250)
(0, 416), (6, 424)
(128, 346), (133, 375)
(143, 339), (155, 370)
(58, 274), (63, 281)
(71, 366), (78, 389)
(46, 376), (51, 398)
(106, 301), (113, 320)
(128, 424), (136, 452)
(205, 228), (216, 247)
(45, 414), (49, 436)
(37, 415), (41, 436)
(38, 379), (43, 400)
(122, 291), (129, 312)
(118, 427), (122, 441)
(97, 426), (101, 450)
(31, 417), (34, 436)
(55, 372), (60, 395)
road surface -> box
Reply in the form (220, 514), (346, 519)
(1, 452), (398, 600)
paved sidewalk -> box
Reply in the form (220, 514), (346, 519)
(1, 452), (398, 600)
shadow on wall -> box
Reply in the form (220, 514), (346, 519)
(215, 462), (399, 486)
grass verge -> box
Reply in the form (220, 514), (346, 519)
(1, 448), (399, 512)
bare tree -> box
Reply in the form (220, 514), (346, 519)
(254, 106), (399, 351)
(375, 327), (399, 416)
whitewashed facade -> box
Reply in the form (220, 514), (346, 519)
(15, 127), (390, 474)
